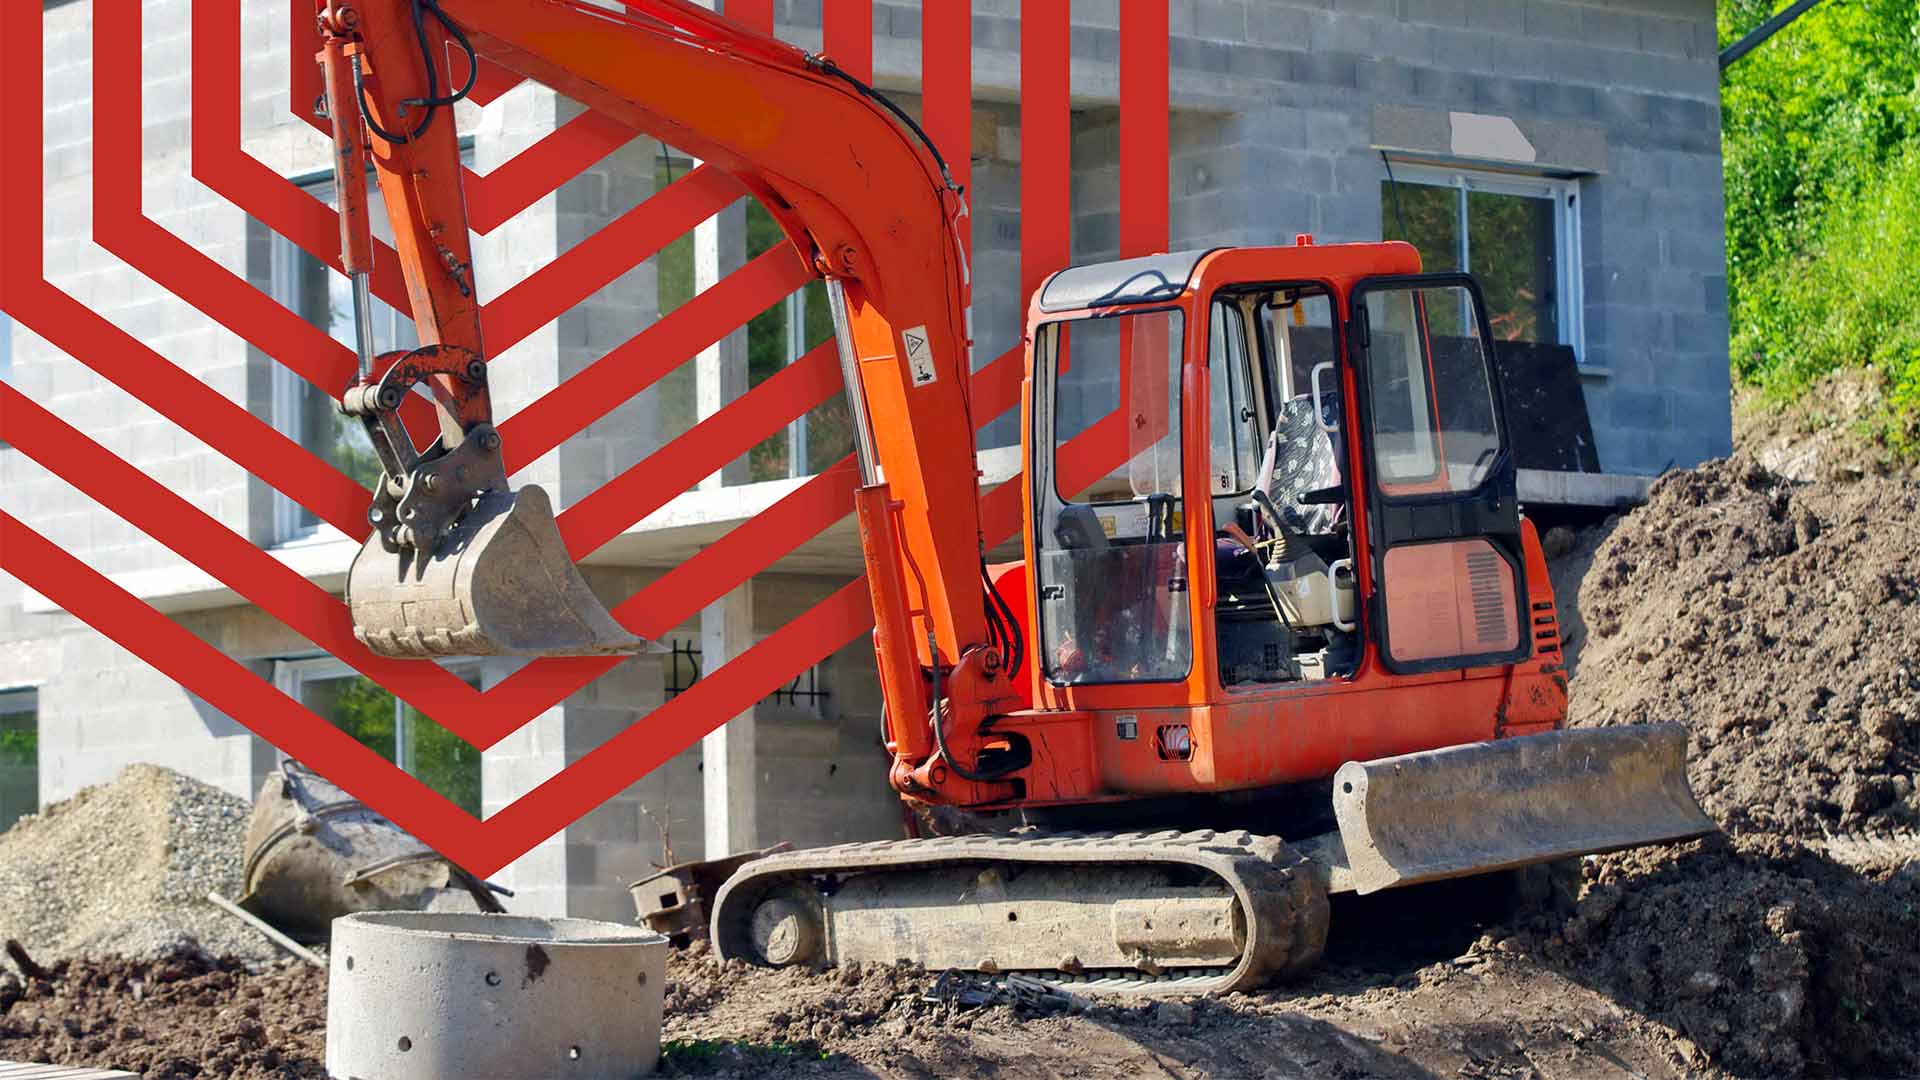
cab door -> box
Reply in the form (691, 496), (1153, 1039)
(1347, 274), (1528, 674)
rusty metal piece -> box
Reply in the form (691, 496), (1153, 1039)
(237, 762), (500, 942)
(628, 843), (792, 946)
(1332, 723), (1716, 895)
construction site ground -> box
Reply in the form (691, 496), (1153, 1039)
(2, 377), (1915, 1080)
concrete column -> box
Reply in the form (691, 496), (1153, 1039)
(700, 580), (756, 857)
(693, 203), (751, 488)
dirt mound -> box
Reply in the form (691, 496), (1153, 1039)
(1733, 370), (1910, 483)
(1486, 834), (1920, 1077)
(0, 764), (278, 965)
(0, 949), (326, 1078)
(1563, 454), (1920, 840)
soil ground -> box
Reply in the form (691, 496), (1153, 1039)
(2, 390), (1915, 1079)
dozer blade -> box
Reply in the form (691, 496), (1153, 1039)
(1332, 723), (1715, 895)
(347, 484), (654, 658)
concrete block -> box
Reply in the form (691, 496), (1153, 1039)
(1661, 229), (1726, 274)
(1170, 36), (1234, 75)
(1472, 75), (1539, 116)
(1640, 14), (1694, 58)
(1427, 27), (1495, 75)
(1244, 6), (1314, 49)
(1399, 0), (1470, 29)
(1189, 0), (1248, 43)
(1409, 66), (1476, 107)
(1578, 7), (1644, 51)
(1071, 25), (1120, 63)
(1608, 387), (1672, 433)
(1293, 49), (1359, 90)
(1669, 311), (1729, 356)
(882, 3), (918, 40)
(1226, 44), (1297, 82)
(1466, 0), (1526, 32)
(1357, 58), (1418, 99)
(1521, 1), (1582, 41)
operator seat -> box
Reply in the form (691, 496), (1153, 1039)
(1267, 393), (1347, 549)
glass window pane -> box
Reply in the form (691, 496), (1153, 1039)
(1467, 189), (1558, 344)
(1035, 311), (1193, 686)
(1208, 304), (1261, 496)
(1362, 285), (1501, 496)
(1053, 310), (1184, 503)
(300, 674), (481, 816)
(1382, 181), (1461, 274)
(0, 689), (38, 832)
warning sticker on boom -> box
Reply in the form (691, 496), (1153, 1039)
(901, 325), (937, 387)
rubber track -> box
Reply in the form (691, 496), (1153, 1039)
(710, 829), (1330, 995)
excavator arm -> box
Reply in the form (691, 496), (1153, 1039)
(319, 0), (1008, 788)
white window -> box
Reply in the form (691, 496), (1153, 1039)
(1382, 163), (1586, 368)
(0, 687), (38, 831)
(656, 152), (841, 483)
(261, 167), (445, 544)
(0, 312), (12, 450)
(271, 657), (482, 815)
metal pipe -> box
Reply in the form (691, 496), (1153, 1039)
(352, 270), (377, 379)
(1720, 0), (1826, 71)
(826, 278), (882, 486)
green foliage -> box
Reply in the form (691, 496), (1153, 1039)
(328, 676), (481, 817)
(658, 1037), (828, 1069)
(1719, 0), (1920, 302)
(0, 725), (35, 769)
(1732, 145), (1920, 449)
(1720, 0), (1920, 447)
(653, 156), (852, 482)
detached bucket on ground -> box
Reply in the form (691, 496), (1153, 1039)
(347, 484), (655, 658)
(325, 912), (668, 1079)
(1333, 723), (1716, 895)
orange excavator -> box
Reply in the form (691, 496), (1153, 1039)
(318, 0), (1714, 992)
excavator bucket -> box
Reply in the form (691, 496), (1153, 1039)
(347, 484), (653, 658)
(1332, 724), (1714, 895)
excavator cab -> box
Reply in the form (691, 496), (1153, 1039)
(1027, 245), (1536, 695)
(1020, 242), (1712, 893)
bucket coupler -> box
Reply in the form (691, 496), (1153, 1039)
(340, 344), (650, 659)
(1329, 723), (1716, 895)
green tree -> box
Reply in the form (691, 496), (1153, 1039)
(1719, 0), (1920, 307)
(1720, 0), (1920, 448)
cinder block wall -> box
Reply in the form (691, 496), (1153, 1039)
(777, 0), (1732, 475)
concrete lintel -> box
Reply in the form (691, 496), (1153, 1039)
(1517, 468), (1651, 509)
(1372, 104), (1610, 176)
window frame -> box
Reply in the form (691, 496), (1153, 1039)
(270, 656), (481, 783)
(0, 686), (39, 831)
(1206, 300), (1264, 499)
(1041, 307), (1189, 508)
(264, 151), (472, 545)
(1382, 161), (1587, 371)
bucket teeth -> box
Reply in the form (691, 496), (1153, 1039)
(347, 484), (656, 658)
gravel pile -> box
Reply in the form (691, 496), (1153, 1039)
(0, 764), (279, 965)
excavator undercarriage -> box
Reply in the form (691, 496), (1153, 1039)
(712, 830), (1329, 995)
(709, 725), (1710, 993)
